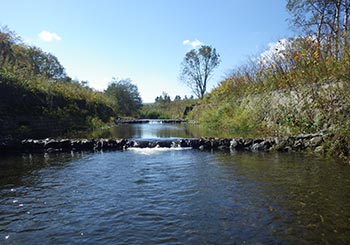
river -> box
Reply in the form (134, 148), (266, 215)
(1, 122), (350, 244)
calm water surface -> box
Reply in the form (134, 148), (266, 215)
(94, 122), (225, 139)
(1, 123), (350, 244)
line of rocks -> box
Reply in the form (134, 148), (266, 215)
(0, 133), (326, 154)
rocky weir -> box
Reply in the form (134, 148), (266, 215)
(0, 133), (326, 154)
(115, 119), (188, 124)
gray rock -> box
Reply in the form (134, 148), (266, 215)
(251, 142), (263, 151)
(314, 146), (324, 154)
(310, 136), (323, 147)
(230, 139), (238, 148)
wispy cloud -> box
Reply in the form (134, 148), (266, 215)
(182, 39), (203, 48)
(39, 30), (62, 42)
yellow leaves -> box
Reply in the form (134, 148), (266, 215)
(293, 54), (299, 62)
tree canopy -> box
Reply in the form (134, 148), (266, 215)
(287, 0), (350, 60)
(105, 78), (143, 117)
(180, 45), (220, 99)
(26, 47), (66, 80)
(0, 26), (67, 80)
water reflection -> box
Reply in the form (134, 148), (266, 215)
(94, 123), (209, 139)
(95, 123), (203, 139)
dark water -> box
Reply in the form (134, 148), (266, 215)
(1, 123), (350, 244)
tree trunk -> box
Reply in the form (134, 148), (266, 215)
(343, 0), (349, 50)
(334, 0), (341, 60)
(316, 1), (328, 61)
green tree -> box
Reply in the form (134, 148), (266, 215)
(26, 47), (66, 80)
(105, 78), (143, 117)
(180, 45), (220, 99)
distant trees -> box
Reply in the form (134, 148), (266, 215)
(155, 92), (171, 103)
(105, 78), (143, 117)
(174, 95), (182, 101)
(154, 93), (193, 103)
(287, 0), (350, 60)
(180, 45), (220, 99)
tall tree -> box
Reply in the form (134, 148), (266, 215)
(105, 78), (143, 117)
(180, 45), (220, 99)
(287, 0), (350, 60)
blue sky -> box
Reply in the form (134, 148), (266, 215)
(1, 0), (292, 102)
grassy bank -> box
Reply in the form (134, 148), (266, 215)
(0, 28), (116, 139)
(189, 38), (350, 161)
(0, 70), (116, 139)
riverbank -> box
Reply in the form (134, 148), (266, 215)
(0, 132), (327, 154)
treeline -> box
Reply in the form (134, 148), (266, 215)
(0, 27), (142, 139)
(140, 92), (196, 119)
(188, 0), (350, 159)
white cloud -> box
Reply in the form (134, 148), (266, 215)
(182, 40), (190, 45)
(39, 30), (62, 42)
(182, 39), (203, 48)
(259, 39), (290, 64)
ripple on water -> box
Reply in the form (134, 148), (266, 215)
(1, 151), (350, 244)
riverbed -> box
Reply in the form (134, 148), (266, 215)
(1, 122), (350, 244)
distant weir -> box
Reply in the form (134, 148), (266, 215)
(115, 119), (188, 124)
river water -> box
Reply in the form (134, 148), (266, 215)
(1, 123), (350, 244)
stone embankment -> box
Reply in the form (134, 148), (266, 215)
(0, 133), (326, 154)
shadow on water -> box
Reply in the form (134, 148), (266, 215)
(215, 151), (350, 244)
(0, 152), (87, 189)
